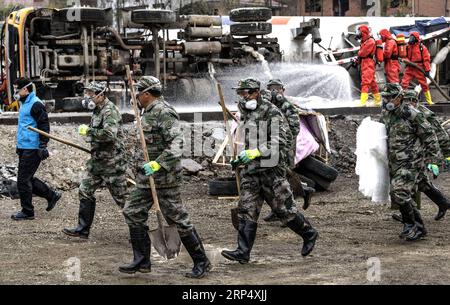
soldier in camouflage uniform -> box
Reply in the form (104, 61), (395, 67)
(119, 76), (211, 278)
(402, 90), (450, 221)
(380, 83), (442, 241)
(221, 78), (318, 263)
(62, 81), (128, 239)
(263, 79), (315, 224)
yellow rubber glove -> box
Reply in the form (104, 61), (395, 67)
(143, 161), (161, 176)
(78, 124), (90, 136)
(239, 149), (261, 164)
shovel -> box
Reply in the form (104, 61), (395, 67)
(126, 66), (181, 259)
(217, 83), (241, 230)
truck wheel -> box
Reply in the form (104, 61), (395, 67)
(230, 7), (272, 22)
(208, 177), (239, 196)
(297, 156), (339, 182)
(230, 22), (272, 36)
(131, 9), (176, 25)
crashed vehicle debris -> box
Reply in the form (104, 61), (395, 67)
(0, 6), (282, 112)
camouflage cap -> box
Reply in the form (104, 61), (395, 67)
(232, 77), (261, 90)
(267, 79), (284, 87)
(381, 83), (403, 97)
(135, 76), (162, 93)
(84, 81), (107, 94)
(403, 89), (419, 101)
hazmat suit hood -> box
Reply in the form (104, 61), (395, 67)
(379, 29), (392, 42)
(358, 25), (371, 42)
(409, 31), (421, 45)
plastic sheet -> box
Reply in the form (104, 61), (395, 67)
(355, 117), (390, 203)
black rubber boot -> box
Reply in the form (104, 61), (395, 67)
(263, 211), (279, 222)
(286, 213), (318, 256)
(423, 184), (450, 221)
(412, 207), (427, 238)
(398, 203), (421, 241)
(180, 228), (211, 279)
(221, 218), (257, 264)
(302, 186), (315, 210)
(62, 198), (95, 239)
(46, 191), (62, 212)
(119, 226), (151, 274)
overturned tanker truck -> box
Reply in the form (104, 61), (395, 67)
(0, 6), (281, 112)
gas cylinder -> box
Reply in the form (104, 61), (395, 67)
(375, 39), (384, 63)
(396, 34), (407, 58)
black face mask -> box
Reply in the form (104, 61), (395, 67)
(408, 35), (416, 44)
(271, 90), (283, 102)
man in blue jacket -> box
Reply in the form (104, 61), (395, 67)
(11, 78), (61, 220)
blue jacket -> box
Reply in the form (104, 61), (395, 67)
(17, 92), (47, 149)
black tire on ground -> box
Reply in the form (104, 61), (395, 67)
(230, 22), (272, 36)
(300, 170), (332, 192)
(58, 8), (107, 23)
(131, 9), (176, 25)
(208, 177), (239, 196)
(297, 156), (339, 182)
(55, 97), (85, 112)
(229, 7), (272, 22)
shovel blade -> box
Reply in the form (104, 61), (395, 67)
(150, 225), (181, 260)
(231, 207), (239, 230)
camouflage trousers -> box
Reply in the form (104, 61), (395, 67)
(122, 186), (193, 236)
(238, 167), (297, 224)
(79, 169), (129, 208)
(390, 160), (432, 206)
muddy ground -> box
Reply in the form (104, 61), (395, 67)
(1, 116), (450, 285)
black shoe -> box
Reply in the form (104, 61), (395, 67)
(263, 211), (279, 222)
(423, 184), (450, 221)
(286, 213), (318, 256)
(11, 211), (35, 221)
(221, 218), (257, 264)
(46, 191), (62, 212)
(302, 186), (315, 210)
(399, 223), (421, 240)
(119, 227), (151, 274)
(181, 228), (212, 279)
(62, 227), (89, 239)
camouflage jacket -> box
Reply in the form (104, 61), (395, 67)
(135, 97), (184, 189)
(381, 102), (441, 174)
(271, 95), (300, 168)
(86, 98), (126, 175)
(238, 95), (291, 175)
(417, 104), (450, 158)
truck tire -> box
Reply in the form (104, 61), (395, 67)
(229, 7), (272, 22)
(300, 170), (331, 191)
(131, 9), (176, 25)
(208, 177), (239, 196)
(230, 22), (272, 36)
(297, 156), (339, 182)
(58, 8), (107, 23)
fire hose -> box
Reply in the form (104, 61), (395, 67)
(399, 58), (450, 102)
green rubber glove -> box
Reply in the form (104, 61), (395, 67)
(238, 149), (261, 164)
(427, 163), (440, 178)
(143, 161), (161, 176)
(78, 124), (90, 136)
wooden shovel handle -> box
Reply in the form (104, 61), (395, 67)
(126, 66), (162, 214)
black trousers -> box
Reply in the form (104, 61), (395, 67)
(17, 149), (53, 216)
